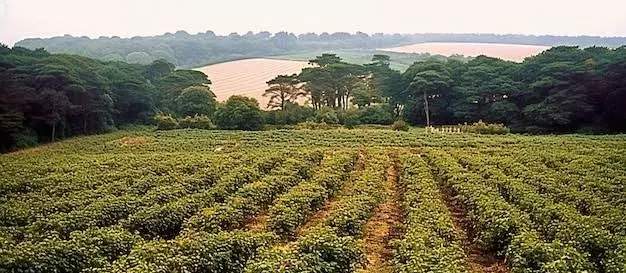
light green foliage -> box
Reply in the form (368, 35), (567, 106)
(393, 155), (468, 273)
(267, 152), (356, 237)
(295, 121), (340, 130)
(178, 115), (215, 130)
(1, 129), (625, 273)
(392, 120), (409, 131)
(458, 120), (510, 134)
(154, 113), (179, 130)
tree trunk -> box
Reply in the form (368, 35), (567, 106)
(51, 122), (56, 142)
(281, 92), (285, 110)
(423, 92), (430, 127)
(336, 90), (342, 109)
(83, 114), (88, 134)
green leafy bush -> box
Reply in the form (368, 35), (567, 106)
(314, 107), (340, 124)
(358, 105), (394, 125)
(175, 86), (217, 118)
(267, 153), (356, 237)
(392, 120), (409, 131)
(507, 231), (595, 273)
(214, 96), (264, 131)
(393, 155), (467, 273)
(460, 120), (510, 135)
(154, 113), (179, 130)
(11, 128), (39, 149)
(264, 103), (315, 125)
(244, 227), (364, 273)
(179, 115), (215, 130)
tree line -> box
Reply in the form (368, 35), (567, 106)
(0, 45), (216, 152)
(2, 44), (626, 152)
(16, 31), (626, 68)
(264, 46), (626, 133)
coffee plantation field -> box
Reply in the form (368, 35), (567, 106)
(1, 128), (625, 273)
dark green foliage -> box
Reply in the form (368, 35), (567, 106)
(396, 47), (626, 133)
(299, 55), (366, 110)
(357, 105), (394, 125)
(214, 96), (264, 131)
(175, 86), (217, 117)
(0, 47), (211, 152)
(264, 74), (304, 110)
(314, 107), (340, 124)
(263, 102), (314, 125)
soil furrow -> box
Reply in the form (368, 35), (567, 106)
(357, 152), (403, 273)
(436, 175), (509, 273)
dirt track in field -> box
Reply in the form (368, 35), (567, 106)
(245, 210), (269, 233)
(357, 152), (403, 273)
(438, 182), (509, 273)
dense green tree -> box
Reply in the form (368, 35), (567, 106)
(308, 54), (342, 67)
(263, 74), (304, 110)
(350, 80), (379, 107)
(452, 56), (521, 124)
(299, 55), (366, 110)
(214, 96), (264, 130)
(175, 86), (217, 117)
(0, 46), (214, 152)
(407, 70), (452, 127)
(364, 55), (406, 116)
(153, 70), (211, 113)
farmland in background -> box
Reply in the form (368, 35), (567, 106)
(194, 50), (472, 108)
(194, 44), (546, 107)
(195, 58), (310, 109)
(381, 42), (550, 62)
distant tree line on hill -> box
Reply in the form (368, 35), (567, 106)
(15, 31), (626, 68)
(265, 46), (626, 133)
(2, 44), (626, 152)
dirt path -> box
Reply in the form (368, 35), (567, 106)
(245, 210), (269, 233)
(439, 184), (509, 273)
(295, 196), (336, 236)
(357, 153), (403, 273)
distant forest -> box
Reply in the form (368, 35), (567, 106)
(2, 43), (626, 152)
(0, 45), (214, 152)
(16, 31), (626, 68)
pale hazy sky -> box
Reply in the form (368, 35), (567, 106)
(1, 0), (625, 46)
